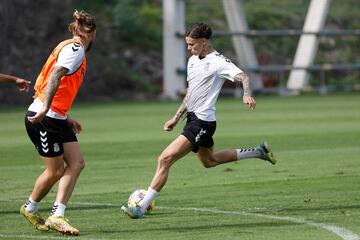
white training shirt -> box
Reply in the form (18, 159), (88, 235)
(28, 42), (85, 119)
(186, 51), (243, 121)
(55, 42), (85, 75)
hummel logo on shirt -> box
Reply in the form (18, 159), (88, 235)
(72, 43), (80, 52)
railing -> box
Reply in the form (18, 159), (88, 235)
(177, 28), (360, 95)
(177, 63), (360, 95)
(212, 29), (360, 37)
(176, 29), (360, 37)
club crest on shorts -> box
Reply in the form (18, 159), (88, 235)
(53, 143), (60, 153)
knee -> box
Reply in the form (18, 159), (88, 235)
(72, 158), (85, 174)
(157, 153), (174, 170)
(199, 156), (217, 168)
(48, 167), (65, 181)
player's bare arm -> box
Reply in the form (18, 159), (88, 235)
(0, 73), (31, 92)
(175, 90), (189, 120)
(163, 90), (189, 131)
(234, 73), (256, 110)
(27, 66), (68, 123)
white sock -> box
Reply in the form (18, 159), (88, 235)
(139, 187), (158, 212)
(50, 202), (66, 217)
(236, 148), (261, 160)
(24, 196), (39, 213)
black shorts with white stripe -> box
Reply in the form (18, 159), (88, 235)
(182, 112), (216, 153)
(24, 111), (77, 157)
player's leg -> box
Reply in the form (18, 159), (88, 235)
(150, 134), (192, 191)
(45, 141), (84, 235)
(121, 135), (193, 218)
(55, 141), (84, 204)
(20, 155), (64, 231)
(197, 147), (236, 168)
(31, 156), (65, 201)
(197, 142), (276, 168)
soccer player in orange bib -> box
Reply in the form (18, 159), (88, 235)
(20, 10), (96, 235)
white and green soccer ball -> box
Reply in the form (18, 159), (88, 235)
(128, 189), (155, 213)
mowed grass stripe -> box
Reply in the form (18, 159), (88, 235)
(0, 93), (359, 239)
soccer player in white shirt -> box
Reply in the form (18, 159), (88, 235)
(122, 23), (276, 218)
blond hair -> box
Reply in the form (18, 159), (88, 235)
(68, 10), (96, 39)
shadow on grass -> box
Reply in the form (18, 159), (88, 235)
(83, 221), (300, 235)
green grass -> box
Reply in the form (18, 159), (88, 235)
(1, 93), (360, 240)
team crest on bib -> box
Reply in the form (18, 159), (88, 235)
(53, 143), (60, 153)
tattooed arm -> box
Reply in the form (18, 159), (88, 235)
(163, 91), (188, 131)
(27, 66), (68, 123)
(174, 91), (189, 121)
(234, 72), (256, 110)
(234, 72), (251, 97)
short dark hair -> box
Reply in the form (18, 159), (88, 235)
(185, 22), (212, 39)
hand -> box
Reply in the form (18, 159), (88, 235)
(243, 96), (256, 110)
(27, 106), (48, 124)
(67, 117), (82, 134)
(163, 117), (179, 132)
(15, 78), (31, 92)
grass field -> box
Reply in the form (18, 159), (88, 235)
(0, 93), (359, 240)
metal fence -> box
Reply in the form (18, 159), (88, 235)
(177, 29), (360, 95)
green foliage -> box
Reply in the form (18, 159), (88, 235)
(127, 66), (161, 94)
(74, 0), (359, 92)
(111, 0), (162, 49)
(74, 0), (162, 49)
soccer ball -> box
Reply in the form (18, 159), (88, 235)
(128, 189), (155, 213)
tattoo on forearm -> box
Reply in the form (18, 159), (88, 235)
(44, 67), (67, 108)
(175, 92), (188, 120)
(234, 73), (251, 97)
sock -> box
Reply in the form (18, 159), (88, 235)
(50, 202), (66, 217)
(236, 148), (261, 160)
(139, 187), (158, 212)
(24, 196), (39, 213)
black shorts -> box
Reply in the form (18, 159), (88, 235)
(25, 111), (77, 157)
(182, 112), (216, 153)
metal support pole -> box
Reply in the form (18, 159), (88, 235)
(287, 0), (331, 92)
(222, 0), (263, 93)
(162, 0), (186, 99)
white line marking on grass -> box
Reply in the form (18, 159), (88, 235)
(67, 202), (360, 240)
(73, 202), (359, 240)
(1, 200), (359, 240)
(158, 206), (360, 240)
